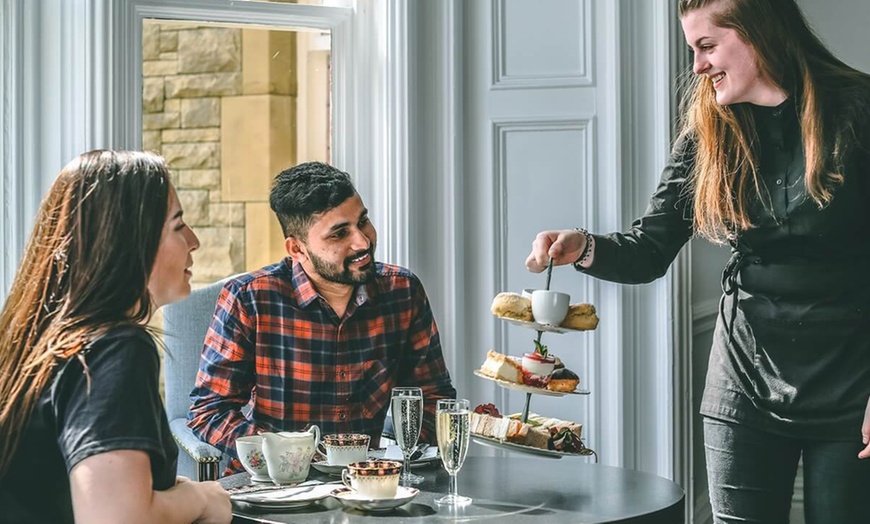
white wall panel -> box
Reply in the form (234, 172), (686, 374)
(492, 119), (595, 421)
(492, 0), (592, 88)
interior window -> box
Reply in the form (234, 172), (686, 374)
(141, 19), (332, 284)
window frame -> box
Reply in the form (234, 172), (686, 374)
(0, 0), (412, 297)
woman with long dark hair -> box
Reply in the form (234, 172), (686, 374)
(0, 150), (230, 523)
(526, 0), (870, 522)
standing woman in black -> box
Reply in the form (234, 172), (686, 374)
(526, 0), (870, 522)
(0, 150), (231, 523)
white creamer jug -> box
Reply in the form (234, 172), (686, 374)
(261, 425), (321, 484)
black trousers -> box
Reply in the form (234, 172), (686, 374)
(704, 417), (870, 524)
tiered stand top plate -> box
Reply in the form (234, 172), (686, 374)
(499, 316), (591, 334)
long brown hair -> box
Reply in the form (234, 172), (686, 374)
(0, 150), (170, 475)
(678, 0), (870, 242)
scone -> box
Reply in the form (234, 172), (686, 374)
(491, 292), (533, 322)
(560, 303), (599, 330)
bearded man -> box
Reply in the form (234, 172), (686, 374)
(187, 162), (456, 473)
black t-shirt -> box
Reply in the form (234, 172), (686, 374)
(0, 326), (178, 524)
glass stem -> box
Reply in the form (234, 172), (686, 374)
(449, 473), (458, 498)
(403, 450), (411, 478)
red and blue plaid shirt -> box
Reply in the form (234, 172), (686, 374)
(187, 259), (456, 470)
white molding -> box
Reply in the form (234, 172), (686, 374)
(381, 0), (411, 267)
(1, 0), (27, 299)
(404, 0), (465, 394)
(490, 116), (597, 428)
(611, 0), (677, 479)
(651, 0), (678, 482)
(490, 0), (593, 89)
(668, 0), (694, 520)
(127, 0), (349, 29)
(490, 116), (595, 291)
(330, 0), (409, 269)
(114, 0), (352, 150)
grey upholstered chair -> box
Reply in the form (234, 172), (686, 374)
(162, 276), (232, 481)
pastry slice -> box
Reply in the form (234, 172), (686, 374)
(478, 350), (523, 384)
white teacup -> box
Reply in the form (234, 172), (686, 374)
(236, 435), (270, 482)
(319, 433), (370, 466)
(341, 460), (402, 499)
(531, 290), (570, 325)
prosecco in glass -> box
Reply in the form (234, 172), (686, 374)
(390, 386), (425, 485)
(435, 398), (471, 507)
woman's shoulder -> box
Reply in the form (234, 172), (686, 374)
(78, 325), (159, 370)
(88, 324), (155, 350)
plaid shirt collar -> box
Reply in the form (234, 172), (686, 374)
(285, 257), (376, 311)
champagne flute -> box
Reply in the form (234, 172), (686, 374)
(435, 398), (472, 507)
(390, 386), (425, 485)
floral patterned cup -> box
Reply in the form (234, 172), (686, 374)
(319, 433), (371, 466)
(341, 460), (402, 499)
(236, 435), (269, 482)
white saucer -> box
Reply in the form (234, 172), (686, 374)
(331, 486), (419, 512)
(231, 483), (335, 510)
(312, 449), (440, 476)
(310, 461), (345, 476)
(248, 474), (273, 483)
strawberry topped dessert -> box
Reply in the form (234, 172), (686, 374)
(521, 340), (556, 387)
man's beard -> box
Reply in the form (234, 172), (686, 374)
(308, 245), (377, 285)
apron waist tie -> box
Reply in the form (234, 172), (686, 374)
(719, 250), (762, 346)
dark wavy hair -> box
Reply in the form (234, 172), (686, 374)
(269, 161), (358, 240)
(0, 150), (170, 475)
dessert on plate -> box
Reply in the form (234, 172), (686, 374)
(470, 403), (586, 453)
(560, 303), (599, 330)
(521, 340), (555, 388)
(490, 292), (533, 322)
(547, 367), (580, 392)
(478, 349), (523, 384)
(478, 345), (581, 392)
(490, 290), (600, 331)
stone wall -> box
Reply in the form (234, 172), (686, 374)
(143, 21), (292, 285)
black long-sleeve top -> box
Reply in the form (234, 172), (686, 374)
(582, 98), (870, 439)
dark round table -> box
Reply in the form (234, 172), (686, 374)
(221, 456), (685, 523)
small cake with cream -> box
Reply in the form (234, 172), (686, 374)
(478, 350), (523, 384)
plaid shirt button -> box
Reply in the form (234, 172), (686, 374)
(339, 412), (347, 420)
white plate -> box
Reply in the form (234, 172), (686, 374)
(312, 449), (440, 476)
(473, 370), (589, 396)
(472, 434), (593, 459)
(369, 446), (441, 466)
(331, 486), (419, 512)
(231, 483), (335, 509)
(498, 316), (592, 334)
